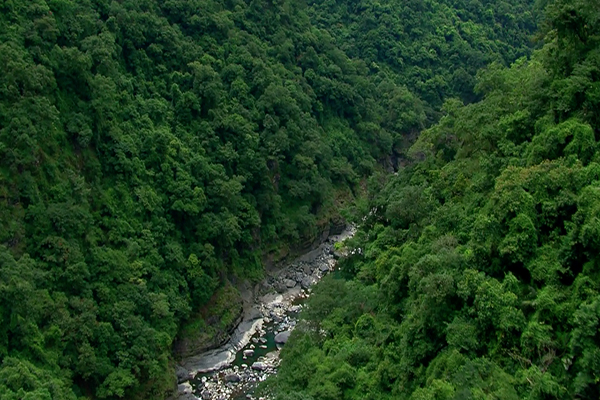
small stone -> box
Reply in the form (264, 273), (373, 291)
(243, 349), (255, 357)
(259, 337), (267, 343)
(201, 390), (212, 400)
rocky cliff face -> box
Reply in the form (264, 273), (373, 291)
(172, 219), (346, 361)
(173, 286), (245, 360)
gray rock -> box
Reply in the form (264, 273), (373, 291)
(274, 282), (287, 293)
(275, 330), (291, 344)
(303, 264), (312, 275)
(300, 277), (313, 289)
(284, 279), (296, 288)
(251, 361), (267, 371)
(176, 365), (191, 383)
(243, 349), (254, 357)
(224, 373), (241, 383)
(319, 262), (330, 272)
(178, 382), (193, 394)
(246, 306), (262, 320)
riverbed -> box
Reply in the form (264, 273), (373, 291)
(174, 226), (355, 400)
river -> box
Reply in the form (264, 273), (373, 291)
(174, 226), (355, 400)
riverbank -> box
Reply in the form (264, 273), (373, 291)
(173, 226), (355, 400)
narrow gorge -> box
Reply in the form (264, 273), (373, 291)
(6, 0), (596, 399)
(174, 227), (355, 400)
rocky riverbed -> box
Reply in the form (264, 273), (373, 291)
(174, 226), (355, 400)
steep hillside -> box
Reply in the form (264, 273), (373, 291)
(0, 0), (536, 399)
(268, 0), (600, 399)
(306, 0), (538, 114)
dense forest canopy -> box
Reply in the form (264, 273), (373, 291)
(268, 0), (600, 399)
(0, 0), (539, 399)
(306, 0), (537, 112)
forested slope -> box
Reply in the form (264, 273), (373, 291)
(0, 0), (535, 399)
(306, 0), (537, 116)
(269, 0), (600, 399)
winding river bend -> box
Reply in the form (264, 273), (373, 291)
(174, 226), (355, 400)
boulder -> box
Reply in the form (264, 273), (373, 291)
(178, 382), (193, 395)
(300, 277), (313, 289)
(319, 262), (330, 272)
(274, 282), (287, 293)
(284, 279), (296, 288)
(275, 330), (291, 345)
(201, 390), (212, 400)
(224, 373), (241, 383)
(243, 349), (254, 357)
(251, 361), (267, 371)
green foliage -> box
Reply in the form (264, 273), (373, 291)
(0, 0), (537, 397)
(270, 1), (600, 399)
(306, 0), (538, 113)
